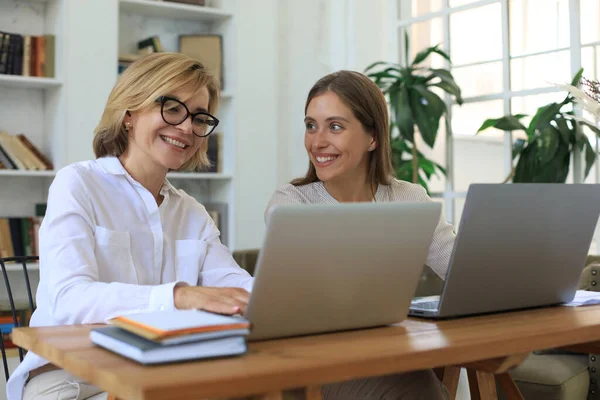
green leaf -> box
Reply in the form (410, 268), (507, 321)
(412, 45), (438, 66)
(554, 116), (572, 144)
(536, 126), (561, 165)
(367, 69), (403, 81)
(477, 114), (527, 133)
(578, 120), (600, 139)
(575, 128), (587, 151)
(394, 159), (413, 183)
(390, 136), (410, 154)
(571, 67), (584, 86)
(584, 137), (597, 180)
(514, 139), (570, 183)
(410, 85), (446, 147)
(552, 145), (571, 183)
(496, 115), (528, 131)
(393, 87), (415, 143)
(435, 163), (447, 176)
(527, 102), (562, 141)
(417, 157), (436, 177)
(364, 61), (392, 74)
(430, 47), (451, 63)
(430, 81), (463, 105)
(423, 69), (462, 104)
(417, 175), (429, 193)
(514, 142), (537, 182)
(411, 44), (451, 67)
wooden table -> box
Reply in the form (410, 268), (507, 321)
(13, 305), (600, 400)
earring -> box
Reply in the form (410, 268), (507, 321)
(124, 122), (132, 131)
(368, 144), (375, 151)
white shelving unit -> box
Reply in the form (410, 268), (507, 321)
(0, 74), (62, 89)
(119, 0), (232, 21)
(118, 0), (237, 245)
(0, 0), (65, 218)
(1, 0), (238, 246)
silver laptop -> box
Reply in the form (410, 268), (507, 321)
(244, 201), (441, 341)
(409, 183), (600, 319)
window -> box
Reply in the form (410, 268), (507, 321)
(396, 0), (600, 250)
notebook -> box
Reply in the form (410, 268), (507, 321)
(90, 326), (247, 365)
(110, 309), (250, 342)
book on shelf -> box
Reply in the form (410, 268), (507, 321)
(204, 202), (228, 244)
(0, 32), (55, 78)
(118, 36), (163, 75)
(0, 216), (43, 259)
(0, 132), (53, 171)
(137, 36), (163, 54)
(204, 132), (222, 173)
(179, 34), (223, 89)
(90, 325), (247, 365)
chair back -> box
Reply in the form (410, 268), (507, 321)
(0, 256), (38, 382)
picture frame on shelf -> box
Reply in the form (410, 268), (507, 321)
(179, 34), (223, 89)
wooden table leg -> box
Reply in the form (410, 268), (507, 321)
(496, 373), (525, 400)
(467, 369), (498, 400)
(460, 353), (528, 400)
(435, 366), (461, 398)
(304, 386), (323, 400)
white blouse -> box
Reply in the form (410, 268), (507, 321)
(7, 156), (253, 400)
(266, 179), (455, 279)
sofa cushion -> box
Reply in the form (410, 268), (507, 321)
(498, 353), (589, 400)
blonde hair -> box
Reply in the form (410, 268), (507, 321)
(292, 70), (394, 187)
(93, 52), (220, 171)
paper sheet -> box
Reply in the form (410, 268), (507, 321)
(562, 290), (600, 307)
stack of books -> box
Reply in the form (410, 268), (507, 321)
(90, 309), (250, 364)
(0, 132), (53, 171)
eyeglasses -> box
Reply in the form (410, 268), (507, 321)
(156, 96), (219, 137)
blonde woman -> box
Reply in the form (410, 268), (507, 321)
(266, 71), (454, 399)
(8, 53), (252, 400)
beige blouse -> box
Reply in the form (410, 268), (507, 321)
(265, 179), (455, 279)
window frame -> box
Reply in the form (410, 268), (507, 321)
(394, 0), (589, 225)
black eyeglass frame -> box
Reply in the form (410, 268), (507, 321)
(156, 96), (219, 138)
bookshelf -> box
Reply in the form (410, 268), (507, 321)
(0, 0), (65, 220)
(1, 0), (238, 248)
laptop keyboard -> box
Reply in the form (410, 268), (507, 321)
(412, 300), (440, 310)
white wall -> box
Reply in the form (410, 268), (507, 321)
(274, 0), (395, 188)
(233, 0), (279, 249)
(275, 1), (333, 185)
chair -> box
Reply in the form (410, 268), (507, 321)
(0, 256), (38, 382)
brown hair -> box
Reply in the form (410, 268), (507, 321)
(291, 70), (394, 187)
(93, 52), (220, 171)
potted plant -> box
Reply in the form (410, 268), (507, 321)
(477, 68), (600, 183)
(365, 33), (463, 192)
